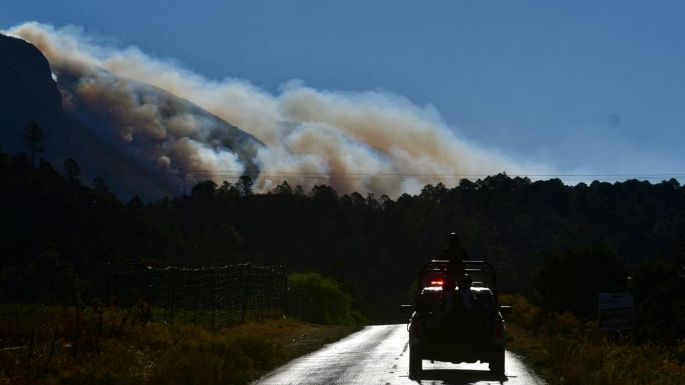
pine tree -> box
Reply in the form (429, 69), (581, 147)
(22, 120), (45, 167)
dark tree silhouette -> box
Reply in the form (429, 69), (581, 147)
(237, 175), (254, 196)
(191, 180), (217, 200)
(632, 260), (685, 343)
(294, 184), (305, 196)
(217, 181), (240, 199)
(92, 176), (110, 194)
(63, 158), (81, 182)
(535, 245), (627, 320)
(2, 147), (685, 332)
(22, 120), (45, 167)
(273, 180), (293, 195)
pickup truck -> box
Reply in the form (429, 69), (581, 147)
(401, 260), (511, 377)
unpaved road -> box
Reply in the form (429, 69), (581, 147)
(254, 324), (545, 385)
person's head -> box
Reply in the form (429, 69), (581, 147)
(448, 232), (461, 248)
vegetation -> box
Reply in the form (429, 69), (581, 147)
(21, 120), (44, 167)
(498, 245), (685, 384)
(0, 304), (356, 385)
(2, 146), (685, 322)
(632, 260), (685, 343)
(530, 250), (685, 344)
(503, 294), (685, 385)
(2, 129), (685, 381)
(534, 245), (627, 320)
(288, 272), (366, 325)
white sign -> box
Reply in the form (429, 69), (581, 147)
(598, 291), (634, 311)
(598, 291), (634, 331)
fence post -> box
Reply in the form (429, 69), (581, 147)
(72, 311), (80, 358)
(48, 327), (57, 360)
(169, 267), (176, 322)
(208, 268), (216, 329)
(24, 331), (34, 383)
(42, 327), (58, 376)
(282, 268), (289, 317)
(241, 264), (251, 323)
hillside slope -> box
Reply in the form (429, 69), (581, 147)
(0, 33), (263, 200)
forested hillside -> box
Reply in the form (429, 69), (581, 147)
(2, 148), (684, 321)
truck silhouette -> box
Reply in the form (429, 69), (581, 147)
(401, 260), (511, 377)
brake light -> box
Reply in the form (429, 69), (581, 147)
(430, 280), (444, 286)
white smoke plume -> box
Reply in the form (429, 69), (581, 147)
(7, 22), (552, 196)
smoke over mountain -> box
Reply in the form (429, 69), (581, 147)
(7, 22), (551, 196)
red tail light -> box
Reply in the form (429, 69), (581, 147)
(430, 280), (444, 287)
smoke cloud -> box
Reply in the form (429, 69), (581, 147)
(7, 22), (552, 196)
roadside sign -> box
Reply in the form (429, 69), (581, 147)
(598, 291), (634, 331)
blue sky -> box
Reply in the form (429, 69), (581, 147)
(3, 0), (684, 180)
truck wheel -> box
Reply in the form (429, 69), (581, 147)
(409, 345), (422, 378)
(489, 346), (505, 374)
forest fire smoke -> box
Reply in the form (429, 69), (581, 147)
(7, 22), (551, 196)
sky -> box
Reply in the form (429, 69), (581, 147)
(3, 0), (684, 182)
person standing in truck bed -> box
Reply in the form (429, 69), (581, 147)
(441, 232), (468, 285)
(440, 232), (469, 315)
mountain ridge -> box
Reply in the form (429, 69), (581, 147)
(0, 32), (263, 200)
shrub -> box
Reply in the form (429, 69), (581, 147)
(502, 294), (685, 385)
(534, 245), (626, 320)
(288, 272), (361, 325)
(0, 250), (84, 305)
(0, 304), (352, 385)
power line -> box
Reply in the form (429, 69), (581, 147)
(77, 167), (685, 179)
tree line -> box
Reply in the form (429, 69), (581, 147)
(1, 132), (684, 329)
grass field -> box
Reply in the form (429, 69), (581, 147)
(0, 304), (357, 385)
(502, 294), (685, 385)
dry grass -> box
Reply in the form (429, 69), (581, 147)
(501, 294), (685, 385)
(0, 304), (356, 385)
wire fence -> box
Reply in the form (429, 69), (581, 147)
(108, 263), (288, 328)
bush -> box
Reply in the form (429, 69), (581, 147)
(288, 272), (364, 325)
(502, 294), (685, 385)
(534, 245), (626, 320)
(0, 304), (353, 385)
(632, 260), (685, 343)
(0, 250), (84, 304)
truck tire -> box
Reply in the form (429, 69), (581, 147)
(489, 346), (505, 374)
(409, 345), (422, 378)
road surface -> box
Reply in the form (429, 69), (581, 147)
(254, 324), (545, 385)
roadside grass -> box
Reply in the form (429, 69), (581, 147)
(0, 304), (357, 385)
(501, 294), (685, 385)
